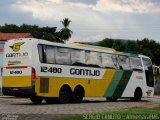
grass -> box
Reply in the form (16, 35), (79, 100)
(58, 107), (160, 120)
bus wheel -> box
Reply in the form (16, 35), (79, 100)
(71, 86), (84, 103)
(30, 97), (43, 104)
(133, 88), (142, 101)
(106, 97), (117, 102)
(59, 86), (71, 104)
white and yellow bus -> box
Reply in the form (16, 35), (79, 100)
(2, 38), (154, 104)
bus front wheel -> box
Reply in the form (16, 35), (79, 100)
(30, 97), (43, 104)
(133, 88), (142, 101)
(59, 86), (71, 104)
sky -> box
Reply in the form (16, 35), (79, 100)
(0, 0), (160, 42)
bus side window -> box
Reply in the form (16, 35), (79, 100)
(118, 55), (131, 70)
(85, 51), (102, 67)
(130, 57), (142, 71)
(45, 45), (55, 64)
(38, 44), (44, 63)
(71, 49), (85, 66)
(102, 53), (116, 69)
(142, 57), (154, 87)
(56, 47), (71, 65)
(143, 58), (152, 70)
(111, 55), (120, 69)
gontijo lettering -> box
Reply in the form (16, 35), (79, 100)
(70, 68), (100, 76)
(6, 52), (28, 57)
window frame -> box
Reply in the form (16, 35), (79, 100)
(45, 45), (56, 64)
(130, 56), (143, 71)
(85, 50), (102, 68)
(117, 55), (131, 70)
(55, 46), (71, 65)
(101, 53), (116, 68)
(37, 44), (45, 63)
(70, 48), (85, 65)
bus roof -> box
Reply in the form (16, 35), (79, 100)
(70, 43), (116, 52)
(138, 54), (151, 59)
(6, 38), (150, 59)
(7, 38), (115, 54)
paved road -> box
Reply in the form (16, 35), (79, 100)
(0, 96), (159, 120)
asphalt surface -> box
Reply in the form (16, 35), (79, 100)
(0, 96), (159, 120)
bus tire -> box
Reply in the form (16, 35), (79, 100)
(30, 97), (43, 104)
(58, 86), (71, 104)
(106, 97), (117, 102)
(133, 87), (142, 101)
(71, 86), (84, 103)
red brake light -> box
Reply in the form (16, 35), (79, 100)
(19, 66), (28, 69)
(6, 66), (13, 69)
(32, 67), (36, 79)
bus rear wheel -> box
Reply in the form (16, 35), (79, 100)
(58, 86), (71, 104)
(30, 97), (43, 104)
(71, 86), (84, 103)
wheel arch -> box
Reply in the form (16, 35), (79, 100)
(60, 84), (72, 94)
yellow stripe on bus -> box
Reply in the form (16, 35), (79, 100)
(94, 69), (116, 97)
(35, 69), (116, 97)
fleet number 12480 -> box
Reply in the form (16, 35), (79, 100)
(41, 66), (62, 73)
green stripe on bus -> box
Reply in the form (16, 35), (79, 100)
(104, 70), (124, 97)
(112, 70), (133, 97)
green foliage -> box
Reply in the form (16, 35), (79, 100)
(98, 38), (160, 65)
(0, 24), (63, 43)
(60, 18), (73, 42)
(124, 40), (139, 54)
(98, 38), (114, 48)
(61, 18), (72, 28)
(0, 18), (73, 43)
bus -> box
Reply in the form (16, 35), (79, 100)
(2, 38), (154, 104)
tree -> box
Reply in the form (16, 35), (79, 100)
(97, 37), (160, 65)
(125, 40), (139, 54)
(0, 24), (20, 33)
(0, 24), (61, 42)
(112, 40), (125, 51)
(60, 18), (73, 42)
(98, 38), (114, 48)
